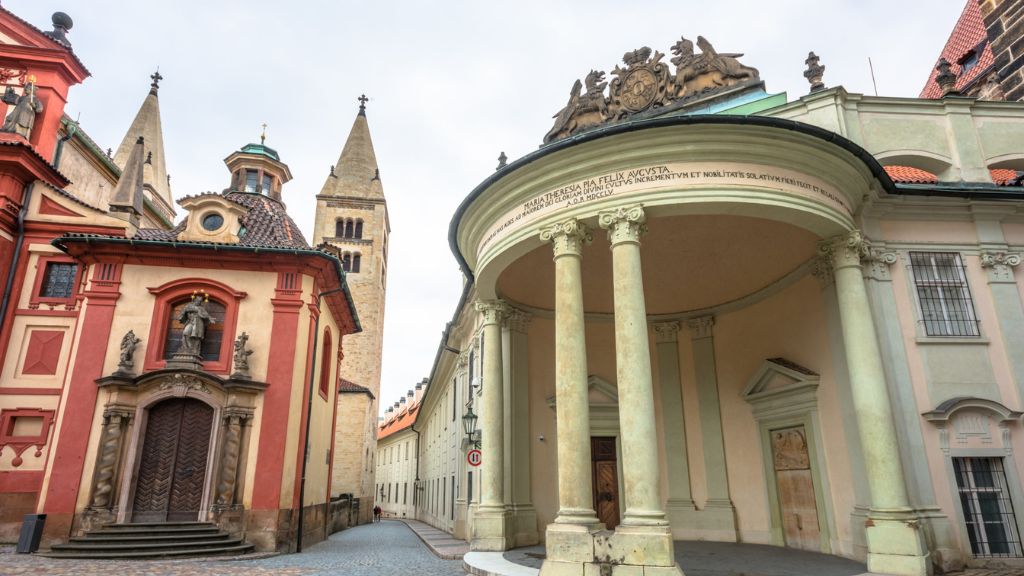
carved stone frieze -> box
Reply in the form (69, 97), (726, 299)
(598, 204), (648, 245)
(539, 218), (592, 257)
(653, 321), (681, 343)
(687, 316), (715, 340)
(544, 35), (761, 144)
(980, 251), (1021, 283)
(158, 373), (212, 396)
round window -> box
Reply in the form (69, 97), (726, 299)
(201, 213), (224, 231)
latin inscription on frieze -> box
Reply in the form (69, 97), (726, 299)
(478, 162), (851, 254)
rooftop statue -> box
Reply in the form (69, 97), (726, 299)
(1, 78), (43, 140)
(543, 35), (761, 144)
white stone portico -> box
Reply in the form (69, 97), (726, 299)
(408, 87), (1024, 576)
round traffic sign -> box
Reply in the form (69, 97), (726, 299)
(467, 449), (482, 467)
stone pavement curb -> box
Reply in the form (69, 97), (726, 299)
(464, 551), (539, 576)
(393, 518), (470, 560)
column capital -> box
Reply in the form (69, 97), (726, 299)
(598, 204), (648, 246)
(102, 404), (134, 422)
(457, 350), (470, 370)
(686, 316), (715, 339)
(506, 308), (532, 334)
(653, 321), (681, 343)
(981, 251), (1021, 283)
(817, 230), (871, 270)
(810, 256), (835, 288)
(539, 218), (592, 257)
(864, 247), (899, 281)
(476, 300), (511, 326)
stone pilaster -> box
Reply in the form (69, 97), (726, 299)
(653, 321), (699, 537)
(81, 405), (134, 532)
(504, 308), (539, 546)
(686, 316), (738, 541)
(215, 407), (252, 509)
(472, 299), (513, 551)
(819, 231), (931, 576)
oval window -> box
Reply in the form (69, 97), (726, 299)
(202, 213), (224, 231)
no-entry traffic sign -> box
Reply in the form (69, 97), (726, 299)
(467, 449), (482, 467)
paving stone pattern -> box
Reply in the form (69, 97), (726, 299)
(0, 521), (466, 576)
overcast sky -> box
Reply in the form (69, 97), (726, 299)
(12, 0), (967, 413)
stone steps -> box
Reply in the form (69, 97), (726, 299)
(38, 521), (254, 560)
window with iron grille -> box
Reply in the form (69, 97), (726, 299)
(954, 457), (1024, 557)
(40, 262), (77, 299)
(909, 252), (980, 337)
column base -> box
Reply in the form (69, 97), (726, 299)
(508, 503), (540, 547)
(541, 522), (685, 575)
(667, 499), (736, 542)
(865, 513), (933, 576)
(471, 506), (513, 552)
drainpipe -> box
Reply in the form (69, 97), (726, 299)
(52, 119), (77, 169)
(297, 286), (344, 553)
(0, 182), (34, 344)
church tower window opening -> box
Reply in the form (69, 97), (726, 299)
(244, 170), (258, 193)
(354, 219), (363, 239)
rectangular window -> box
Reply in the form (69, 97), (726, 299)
(404, 482), (408, 505)
(244, 170), (258, 192)
(909, 252), (980, 337)
(467, 471), (473, 504)
(451, 474), (456, 520)
(954, 457), (1023, 557)
(261, 174), (273, 195)
(39, 262), (77, 299)
(452, 377), (457, 422)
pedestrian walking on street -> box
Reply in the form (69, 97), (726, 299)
(373, 505), (382, 522)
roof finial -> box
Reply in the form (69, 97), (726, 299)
(496, 152), (508, 170)
(44, 12), (73, 48)
(358, 94), (368, 116)
(149, 68), (163, 95)
(803, 51), (825, 93)
(260, 122), (267, 145)
(935, 58), (959, 97)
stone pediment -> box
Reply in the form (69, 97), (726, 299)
(743, 358), (819, 418)
(547, 375), (618, 409)
(543, 35), (761, 144)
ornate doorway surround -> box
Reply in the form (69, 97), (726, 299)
(80, 369), (264, 532)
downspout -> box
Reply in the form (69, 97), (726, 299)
(0, 182), (34, 344)
(52, 119), (77, 169)
(297, 286), (344, 553)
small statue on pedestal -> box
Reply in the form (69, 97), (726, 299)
(116, 330), (141, 375)
(1, 77), (43, 140)
(231, 332), (253, 379)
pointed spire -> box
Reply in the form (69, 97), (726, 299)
(112, 72), (173, 220)
(108, 136), (145, 226)
(319, 96), (383, 200)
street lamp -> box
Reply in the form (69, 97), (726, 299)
(462, 404), (480, 449)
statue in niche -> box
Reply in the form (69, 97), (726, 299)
(1, 78), (43, 139)
(116, 330), (141, 373)
(176, 292), (211, 357)
(232, 332), (253, 377)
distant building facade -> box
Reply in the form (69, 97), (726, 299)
(411, 32), (1024, 576)
(375, 382), (422, 520)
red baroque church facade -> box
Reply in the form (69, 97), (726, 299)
(0, 7), (360, 554)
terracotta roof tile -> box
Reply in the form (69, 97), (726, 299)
(884, 165), (1022, 186)
(339, 378), (373, 396)
(378, 403), (418, 440)
(921, 0), (994, 98)
(135, 191), (309, 249)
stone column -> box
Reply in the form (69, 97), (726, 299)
(653, 321), (698, 535)
(215, 408), (249, 509)
(472, 299), (512, 551)
(687, 316), (737, 540)
(87, 406), (133, 512)
(596, 205), (680, 575)
(538, 219), (603, 576)
(820, 231), (930, 576)
(504, 309), (539, 546)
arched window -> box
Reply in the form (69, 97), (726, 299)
(319, 328), (333, 399)
(335, 220), (344, 238)
(163, 297), (227, 361)
(352, 253), (361, 274)
(342, 252), (352, 272)
(354, 220), (363, 239)
(345, 220), (354, 238)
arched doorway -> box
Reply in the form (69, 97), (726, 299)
(131, 398), (214, 522)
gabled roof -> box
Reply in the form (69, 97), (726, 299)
(378, 401), (418, 440)
(920, 0), (994, 98)
(339, 378), (374, 398)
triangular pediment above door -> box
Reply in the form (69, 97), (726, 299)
(547, 375), (618, 409)
(743, 358), (819, 418)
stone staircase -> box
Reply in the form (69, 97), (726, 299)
(39, 521), (254, 559)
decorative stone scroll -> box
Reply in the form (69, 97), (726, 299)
(476, 300), (510, 326)
(980, 251), (1021, 283)
(544, 35), (761, 143)
(539, 217), (592, 257)
(598, 204), (648, 245)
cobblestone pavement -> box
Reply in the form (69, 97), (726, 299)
(0, 521), (467, 576)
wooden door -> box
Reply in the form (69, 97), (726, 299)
(132, 398), (214, 522)
(591, 437), (620, 530)
(771, 425), (821, 551)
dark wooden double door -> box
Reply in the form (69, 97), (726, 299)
(591, 437), (621, 530)
(132, 398), (214, 522)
